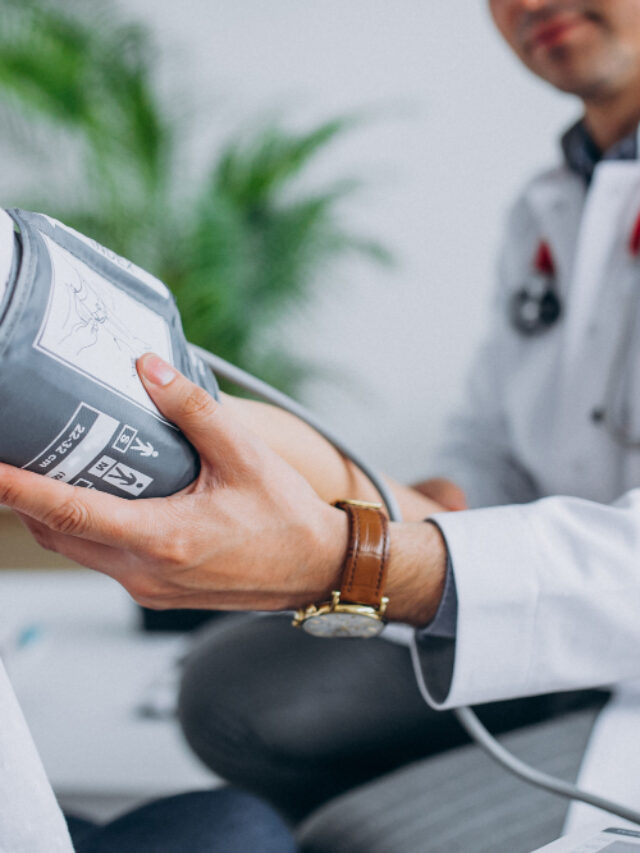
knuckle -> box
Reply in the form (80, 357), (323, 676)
(161, 535), (192, 568)
(42, 499), (89, 536)
(127, 575), (176, 610)
(181, 386), (216, 421)
(141, 530), (190, 567)
(0, 481), (22, 508)
(32, 528), (56, 553)
(142, 538), (167, 564)
(126, 573), (158, 604)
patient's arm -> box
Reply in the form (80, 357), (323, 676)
(221, 393), (445, 522)
(0, 356), (449, 627)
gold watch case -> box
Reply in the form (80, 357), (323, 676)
(292, 590), (389, 639)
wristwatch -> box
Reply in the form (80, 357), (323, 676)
(292, 499), (390, 638)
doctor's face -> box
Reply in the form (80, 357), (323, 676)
(488, 0), (640, 100)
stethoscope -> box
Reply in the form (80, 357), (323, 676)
(509, 240), (561, 335)
(510, 216), (640, 447)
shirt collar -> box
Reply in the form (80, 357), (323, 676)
(561, 118), (638, 185)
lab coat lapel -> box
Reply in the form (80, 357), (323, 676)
(558, 162), (640, 377)
(525, 170), (585, 472)
(530, 163), (640, 469)
(526, 168), (584, 294)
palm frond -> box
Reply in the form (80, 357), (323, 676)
(0, 0), (391, 396)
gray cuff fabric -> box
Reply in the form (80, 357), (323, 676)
(421, 521), (458, 640)
(415, 520), (458, 704)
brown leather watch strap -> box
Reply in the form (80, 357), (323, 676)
(333, 500), (390, 607)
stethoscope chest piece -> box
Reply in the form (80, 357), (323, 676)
(510, 284), (561, 335)
(510, 240), (562, 335)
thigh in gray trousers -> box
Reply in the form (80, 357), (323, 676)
(178, 614), (608, 824)
(296, 707), (602, 853)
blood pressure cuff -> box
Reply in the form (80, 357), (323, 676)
(0, 208), (219, 498)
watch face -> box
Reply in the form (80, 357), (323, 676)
(302, 611), (384, 639)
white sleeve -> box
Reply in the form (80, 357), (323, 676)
(416, 489), (640, 709)
(430, 198), (540, 508)
(0, 209), (15, 304)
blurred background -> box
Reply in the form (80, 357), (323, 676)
(0, 0), (580, 478)
(0, 0), (580, 821)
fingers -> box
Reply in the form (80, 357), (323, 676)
(16, 511), (131, 577)
(411, 477), (468, 511)
(137, 353), (258, 480)
(0, 463), (149, 549)
(15, 511), (181, 610)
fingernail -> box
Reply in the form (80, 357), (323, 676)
(140, 354), (176, 386)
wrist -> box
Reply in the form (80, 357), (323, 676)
(384, 521), (448, 626)
(288, 503), (348, 609)
(294, 510), (448, 627)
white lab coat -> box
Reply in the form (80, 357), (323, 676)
(0, 659), (73, 852)
(0, 217), (74, 851)
(418, 157), (640, 828)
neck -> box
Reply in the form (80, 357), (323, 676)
(583, 89), (640, 151)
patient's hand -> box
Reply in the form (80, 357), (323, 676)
(0, 354), (448, 625)
(1, 354), (346, 613)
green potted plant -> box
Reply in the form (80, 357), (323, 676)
(0, 0), (391, 395)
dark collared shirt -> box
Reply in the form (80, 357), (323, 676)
(561, 118), (637, 184)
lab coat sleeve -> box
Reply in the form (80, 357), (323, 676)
(415, 489), (640, 710)
(430, 198), (540, 508)
(416, 547), (458, 703)
(0, 658), (74, 851)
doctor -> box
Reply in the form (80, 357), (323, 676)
(175, 0), (640, 827)
(4, 0), (640, 837)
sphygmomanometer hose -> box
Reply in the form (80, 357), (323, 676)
(190, 344), (402, 520)
(191, 342), (640, 826)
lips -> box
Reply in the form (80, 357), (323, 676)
(527, 16), (585, 51)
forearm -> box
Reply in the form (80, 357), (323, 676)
(221, 394), (439, 521)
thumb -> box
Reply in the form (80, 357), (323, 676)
(137, 353), (251, 480)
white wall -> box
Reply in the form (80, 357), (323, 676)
(53, 3), (586, 480)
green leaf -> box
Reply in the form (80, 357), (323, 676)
(0, 0), (391, 397)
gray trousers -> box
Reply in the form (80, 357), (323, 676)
(296, 708), (601, 853)
(178, 615), (608, 849)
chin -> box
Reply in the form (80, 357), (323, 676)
(531, 47), (620, 97)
